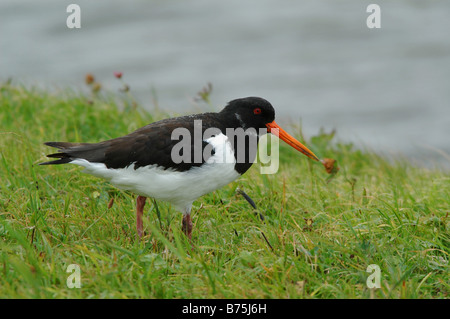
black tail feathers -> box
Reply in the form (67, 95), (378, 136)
(39, 142), (78, 165)
(40, 141), (106, 166)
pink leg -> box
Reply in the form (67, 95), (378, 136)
(182, 214), (193, 240)
(136, 196), (147, 238)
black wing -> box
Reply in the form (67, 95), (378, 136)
(40, 113), (221, 172)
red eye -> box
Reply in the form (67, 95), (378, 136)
(253, 108), (262, 115)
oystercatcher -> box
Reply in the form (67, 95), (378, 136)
(41, 97), (319, 240)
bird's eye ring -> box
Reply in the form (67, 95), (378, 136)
(253, 108), (262, 115)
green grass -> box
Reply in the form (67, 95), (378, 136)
(0, 83), (449, 299)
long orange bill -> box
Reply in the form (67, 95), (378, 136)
(266, 121), (319, 162)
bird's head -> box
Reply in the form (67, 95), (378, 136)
(221, 97), (319, 162)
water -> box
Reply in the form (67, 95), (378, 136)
(2, 0), (449, 168)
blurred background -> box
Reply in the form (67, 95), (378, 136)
(1, 0), (449, 168)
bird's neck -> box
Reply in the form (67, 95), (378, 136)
(217, 111), (246, 130)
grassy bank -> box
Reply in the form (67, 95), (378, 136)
(0, 83), (448, 299)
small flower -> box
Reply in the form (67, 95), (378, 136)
(85, 73), (95, 85)
(303, 218), (314, 231)
(119, 84), (130, 92)
(322, 158), (339, 174)
(92, 82), (102, 93)
(114, 72), (123, 79)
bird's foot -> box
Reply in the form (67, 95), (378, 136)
(136, 195), (147, 239)
(182, 214), (194, 249)
(182, 214), (193, 239)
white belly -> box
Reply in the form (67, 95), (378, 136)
(71, 133), (241, 211)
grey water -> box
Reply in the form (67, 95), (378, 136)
(1, 0), (449, 168)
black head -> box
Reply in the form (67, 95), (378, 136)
(219, 96), (320, 162)
(220, 97), (275, 130)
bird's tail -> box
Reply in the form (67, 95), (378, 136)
(39, 142), (80, 165)
(40, 141), (103, 165)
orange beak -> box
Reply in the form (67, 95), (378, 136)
(266, 121), (319, 162)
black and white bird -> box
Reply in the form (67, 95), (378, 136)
(41, 97), (319, 240)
